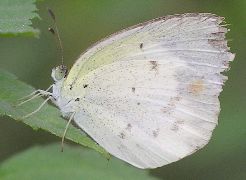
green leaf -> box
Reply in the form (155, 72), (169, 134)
(0, 70), (110, 159)
(0, 0), (40, 37)
(0, 143), (158, 180)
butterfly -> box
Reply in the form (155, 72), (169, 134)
(20, 12), (234, 169)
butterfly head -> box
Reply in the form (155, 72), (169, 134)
(51, 65), (68, 82)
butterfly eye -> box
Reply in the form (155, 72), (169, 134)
(51, 65), (68, 81)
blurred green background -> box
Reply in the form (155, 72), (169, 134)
(0, 0), (245, 179)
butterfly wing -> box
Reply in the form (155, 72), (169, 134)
(63, 13), (234, 168)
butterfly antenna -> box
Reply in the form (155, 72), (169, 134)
(48, 8), (64, 65)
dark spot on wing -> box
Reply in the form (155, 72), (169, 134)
(137, 102), (140, 105)
(149, 61), (158, 71)
(83, 84), (89, 88)
(126, 123), (132, 131)
(153, 128), (160, 137)
(119, 132), (126, 139)
(140, 43), (143, 49)
(75, 98), (80, 101)
(131, 87), (135, 93)
(69, 84), (73, 90)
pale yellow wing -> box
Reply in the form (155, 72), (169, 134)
(64, 13), (233, 90)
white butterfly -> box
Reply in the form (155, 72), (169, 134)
(21, 13), (234, 169)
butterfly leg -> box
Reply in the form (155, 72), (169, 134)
(18, 85), (53, 101)
(22, 96), (53, 118)
(61, 112), (76, 152)
(17, 85), (53, 106)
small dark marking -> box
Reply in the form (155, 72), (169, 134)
(153, 128), (160, 137)
(69, 84), (73, 90)
(149, 61), (158, 71)
(83, 84), (88, 88)
(119, 132), (126, 139)
(140, 43), (143, 49)
(131, 87), (135, 93)
(211, 31), (226, 35)
(126, 123), (132, 131)
(75, 98), (80, 101)
(137, 102), (140, 105)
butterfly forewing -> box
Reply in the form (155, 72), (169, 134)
(62, 13), (234, 168)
